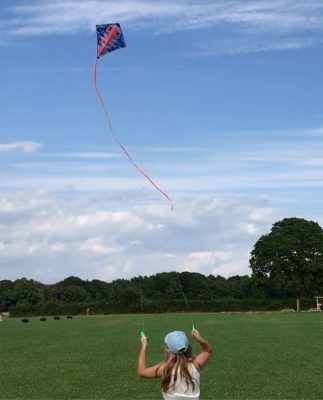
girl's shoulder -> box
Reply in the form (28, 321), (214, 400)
(192, 358), (202, 372)
(155, 362), (166, 377)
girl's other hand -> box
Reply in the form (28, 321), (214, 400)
(140, 335), (148, 349)
(191, 329), (203, 342)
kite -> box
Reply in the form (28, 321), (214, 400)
(93, 23), (173, 209)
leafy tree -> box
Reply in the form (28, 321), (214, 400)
(227, 275), (252, 298)
(58, 276), (84, 287)
(206, 275), (230, 298)
(49, 285), (88, 303)
(84, 279), (109, 301)
(137, 272), (180, 300)
(11, 279), (44, 306)
(250, 218), (323, 298)
(116, 287), (140, 307)
(179, 272), (212, 301)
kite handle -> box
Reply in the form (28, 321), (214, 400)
(140, 331), (146, 338)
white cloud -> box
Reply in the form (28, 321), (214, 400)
(187, 36), (322, 57)
(80, 237), (124, 255)
(0, 141), (41, 153)
(72, 211), (148, 231)
(60, 151), (121, 159)
(300, 158), (323, 167)
(249, 206), (275, 222)
(102, 265), (116, 276)
(242, 223), (258, 235)
(212, 258), (249, 277)
(301, 127), (323, 136)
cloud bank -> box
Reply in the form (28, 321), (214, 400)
(1, 1), (323, 55)
(0, 191), (278, 283)
(3, 1), (323, 35)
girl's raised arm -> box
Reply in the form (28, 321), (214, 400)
(137, 336), (165, 378)
(191, 329), (213, 369)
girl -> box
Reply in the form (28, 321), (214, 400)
(137, 329), (212, 399)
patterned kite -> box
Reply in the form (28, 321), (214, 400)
(96, 23), (126, 57)
(93, 23), (173, 209)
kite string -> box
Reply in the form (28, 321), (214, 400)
(179, 283), (194, 330)
(93, 56), (173, 210)
(139, 279), (145, 334)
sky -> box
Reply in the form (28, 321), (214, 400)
(1, 0), (323, 284)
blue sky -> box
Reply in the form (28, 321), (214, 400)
(1, 0), (323, 283)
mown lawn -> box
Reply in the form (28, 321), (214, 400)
(0, 312), (322, 399)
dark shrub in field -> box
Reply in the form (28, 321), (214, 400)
(53, 316), (60, 320)
(21, 318), (29, 323)
(67, 315), (73, 319)
(40, 317), (47, 322)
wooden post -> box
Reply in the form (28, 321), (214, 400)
(296, 298), (300, 313)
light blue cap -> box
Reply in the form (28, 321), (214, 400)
(164, 331), (189, 354)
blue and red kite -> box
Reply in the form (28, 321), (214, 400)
(96, 23), (126, 57)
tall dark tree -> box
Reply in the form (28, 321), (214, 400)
(250, 218), (323, 298)
(0, 280), (14, 311)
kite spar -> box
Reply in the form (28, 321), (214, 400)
(94, 23), (173, 209)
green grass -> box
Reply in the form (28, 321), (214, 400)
(1, 312), (323, 399)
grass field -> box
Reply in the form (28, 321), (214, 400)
(0, 312), (322, 399)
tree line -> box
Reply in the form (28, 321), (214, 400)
(1, 218), (323, 316)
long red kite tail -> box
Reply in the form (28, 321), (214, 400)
(93, 56), (173, 210)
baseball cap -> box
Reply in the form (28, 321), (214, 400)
(164, 331), (189, 354)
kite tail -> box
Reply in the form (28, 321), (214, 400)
(93, 56), (173, 210)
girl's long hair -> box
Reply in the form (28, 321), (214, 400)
(161, 345), (197, 393)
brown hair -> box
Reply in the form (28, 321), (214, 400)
(161, 345), (197, 393)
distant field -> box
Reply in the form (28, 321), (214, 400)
(1, 312), (323, 399)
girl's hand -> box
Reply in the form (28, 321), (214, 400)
(140, 335), (148, 349)
(191, 329), (203, 343)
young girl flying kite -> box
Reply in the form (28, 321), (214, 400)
(137, 329), (213, 399)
